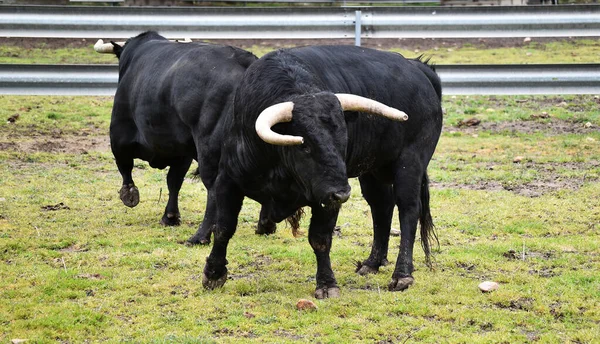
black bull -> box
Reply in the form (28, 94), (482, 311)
(202, 45), (444, 298)
(109, 31), (284, 241)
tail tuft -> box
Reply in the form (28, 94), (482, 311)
(420, 173), (439, 268)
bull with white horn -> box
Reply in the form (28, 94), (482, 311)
(202, 46), (443, 299)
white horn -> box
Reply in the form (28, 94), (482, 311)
(335, 93), (408, 122)
(255, 102), (304, 146)
(93, 39), (125, 54)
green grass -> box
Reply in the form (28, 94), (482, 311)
(388, 38), (600, 64)
(1, 38), (599, 64)
(0, 43), (117, 65)
(1, 95), (599, 342)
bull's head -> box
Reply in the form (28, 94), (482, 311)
(255, 93), (408, 208)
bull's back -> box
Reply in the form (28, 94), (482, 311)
(288, 46), (443, 175)
(112, 42), (255, 158)
(289, 46), (440, 113)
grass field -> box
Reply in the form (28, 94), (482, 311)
(1, 93), (599, 343)
(1, 36), (600, 342)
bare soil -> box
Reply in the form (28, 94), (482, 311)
(0, 131), (110, 154)
(446, 118), (598, 136)
(430, 170), (593, 198)
(433, 116), (599, 197)
(0, 36), (589, 51)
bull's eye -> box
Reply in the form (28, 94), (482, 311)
(302, 145), (311, 154)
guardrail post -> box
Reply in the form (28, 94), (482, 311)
(355, 10), (361, 47)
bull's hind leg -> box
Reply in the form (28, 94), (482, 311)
(356, 173), (394, 275)
(114, 152), (139, 208)
(389, 152), (432, 292)
(309, 205), (341, 299)
(161, 158), (193, 226)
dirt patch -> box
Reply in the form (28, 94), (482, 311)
(494, 297), (534, 311)
(431, 160), (597, 197)
(446, 118), (597, 136)
(0, 36), (591, 51)
(41, 202), (70, 211)
(0, 135), (110, 154)
(431, 176), (584, 197)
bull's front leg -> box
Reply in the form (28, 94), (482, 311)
(202, 173), (244, 290)
(309, 205), (341, 299)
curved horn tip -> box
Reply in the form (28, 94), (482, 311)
(397, 112), (409, 121)
(93, 39), (104, 50)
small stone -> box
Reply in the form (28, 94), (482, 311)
(523, 37), (532, 43)
(390, 229), (401, 236)
(513, 156), (524, 163)
(478, 281), (499, 293)
(558, 101), (568, 107)
(296, 299), (317, 311)
(11, 340), (28, 344)
(586, 137), (596, 142)
(526, 52), (532, 56)
(584, 122), (593, 128)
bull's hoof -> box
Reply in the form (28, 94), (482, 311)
(202, 271), (228, 290)
(355, 258), (389, 276)
(119, 184), (139, 207)
(255, 220), (277, 235)
(356, 262), (379, 276)
(314, 286), (340, 299)
(184, 236), (211, 246)
(160, 212), (181, 226)
(388, 276), (414, 292)
(185, 231), (211, 246)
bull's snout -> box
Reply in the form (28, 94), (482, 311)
(330, 189), (351, 204)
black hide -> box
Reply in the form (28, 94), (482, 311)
(203, 45), (443, 298)
(109, 31), (259, 242)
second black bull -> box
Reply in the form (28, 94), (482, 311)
(203, 45), (444, 298)
(101, 31), (281, 242)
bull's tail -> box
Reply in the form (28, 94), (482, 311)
(420, 172), (439, 268)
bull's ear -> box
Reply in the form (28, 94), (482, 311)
(110, 41), (123, 58)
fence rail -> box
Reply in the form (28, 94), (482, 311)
(0, 5), (599, 39)
(1, 63), (598, 95)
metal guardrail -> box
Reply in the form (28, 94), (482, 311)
(0, 5), (599, 39)
(1, 63), (598, 95)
